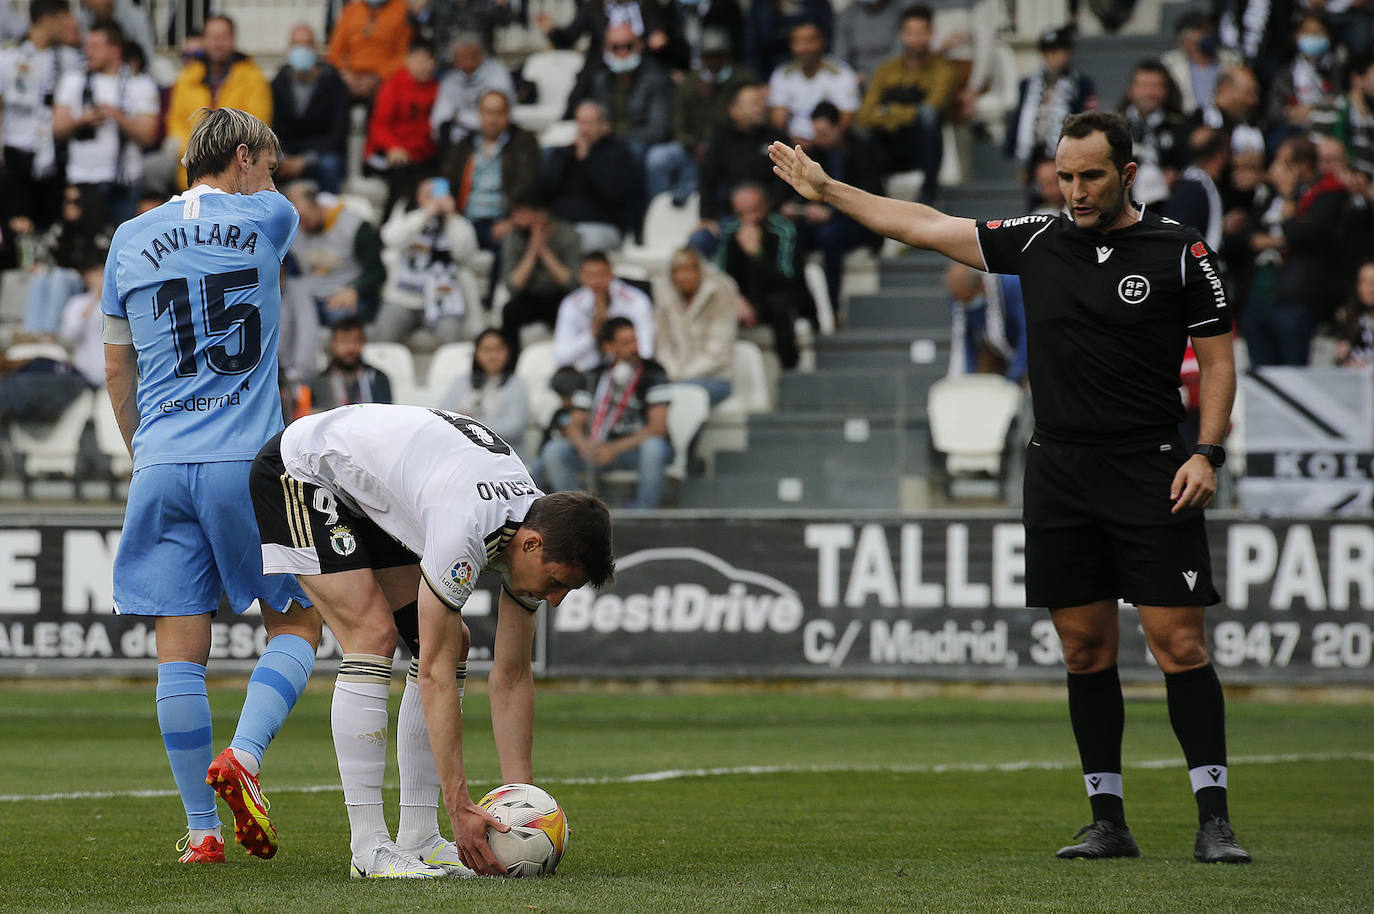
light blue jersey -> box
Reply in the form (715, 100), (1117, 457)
(101, 185), (299, 471)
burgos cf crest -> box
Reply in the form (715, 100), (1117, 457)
(330, 525), (357, 556)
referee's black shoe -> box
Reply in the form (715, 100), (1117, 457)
(1055, 821), (1141, 859)
(1194, 816), (1252, 864)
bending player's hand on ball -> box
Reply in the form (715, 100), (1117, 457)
(451, 800), (510, 875)
(1170, 455), (1216, 514)
(769, 142), (828, 202)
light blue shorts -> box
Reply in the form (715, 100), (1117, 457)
(113, 461), (308, 617)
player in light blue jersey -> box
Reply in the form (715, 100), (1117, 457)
(103, 108), (324, 865)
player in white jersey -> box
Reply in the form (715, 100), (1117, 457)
(249, 404), (615, 877)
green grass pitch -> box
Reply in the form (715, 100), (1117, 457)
(0, 682), (1370, 913)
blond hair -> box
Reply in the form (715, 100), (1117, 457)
(182, 107), (281, 185)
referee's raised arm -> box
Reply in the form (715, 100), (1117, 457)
(768, 141), (985, 270)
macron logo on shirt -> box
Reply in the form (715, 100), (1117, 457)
(1096, 246), (1113, 263)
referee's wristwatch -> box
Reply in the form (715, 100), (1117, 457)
(1193, 444), (1227, 468)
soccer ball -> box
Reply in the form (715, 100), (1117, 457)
(477, 783), (570, 877)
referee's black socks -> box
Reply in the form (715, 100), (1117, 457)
(1165, 663), (1230, 827)
(1067, 665), (1127, 828)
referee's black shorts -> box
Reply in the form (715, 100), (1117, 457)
(1022, 432), (1220, 610)
(249, 432), (418, 577)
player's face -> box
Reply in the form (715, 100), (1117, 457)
(509, 554), (586, 607)
(240, 148), (279, 194)
(1056, 133), (1134, 233)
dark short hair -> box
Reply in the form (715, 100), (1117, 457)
(581, 251), (612, 269)
(1059, 111), (1134, 174)
(599, 315), (635, 345)
(1190, 126), (1227, 164)
(523, 491), (615, 588)
(409, 37), (436, 56)
(550, 365), (585, 398)
(330, 317), (366, 336)
(810, 100), (841, 124)
(727, 81), (765, 107)
(88, 20), (126, 49)
(899, 4), (933, 27)
(30, 0), (68, 25)
(1284, 133), (1318, 169)
(1174, 10), (1212, 36)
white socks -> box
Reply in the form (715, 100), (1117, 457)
(333, 653), (393, 859)
(396, 658), (466, 850)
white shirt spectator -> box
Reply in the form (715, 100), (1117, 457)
(768, 55), (860, 141)
(430, 57), (515, 145)
(55, 67), (159, 184)
(0, 41), (83, 161)
(553, 278), (655, 372)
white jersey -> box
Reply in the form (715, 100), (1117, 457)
(55, 67), (160, 185)
(279, 404), (544, 611)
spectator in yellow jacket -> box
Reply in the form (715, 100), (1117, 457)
(160, 15), (272, 191)
(855, 4), (956, 203)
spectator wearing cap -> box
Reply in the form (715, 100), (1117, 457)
(832, 0), (900, 83)
(768, 21), (860, 145)
(1161, 11), (1241, 115)
(430, 33), (515, 152)
(272, 24), (351, 194)
(328, 0), (413, 102)
(658, 27), (757, 208)
(364, 38), (440, 218)
(1005, 25), (1097, 174)
(856, 4), (956, 205)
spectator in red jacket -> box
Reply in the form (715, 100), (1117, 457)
(365, 38), (439, 215)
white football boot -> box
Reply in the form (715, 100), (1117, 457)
(349, 839), (447, 878)
(402, 835), (477, 877)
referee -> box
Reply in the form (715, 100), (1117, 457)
(770, 111), (1250, 864)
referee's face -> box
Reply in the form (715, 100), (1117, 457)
(1056, 133), (1135, 233)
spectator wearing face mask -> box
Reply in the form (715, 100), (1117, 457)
(271, 24), (350, 194)
(1161, 11), (1241, 115)
(1267, 13), (1344, 143)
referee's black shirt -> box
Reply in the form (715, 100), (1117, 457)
(975, 207), (1232, 445)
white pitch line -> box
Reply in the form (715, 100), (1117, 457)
(1, 753), (1370, 804)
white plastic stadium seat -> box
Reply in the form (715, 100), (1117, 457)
(9, 388), (94, 479)
(618, 192), (700, 270)
(361, 341), (420, 405)
(513, 50), (585, 132)
(6, 341), (71, 362)
(713, 340), (773, 418)
(803, 260), (835, 335)
(927, 374), (1024, 497)
(426, 341), (475, 408)
(0, 269), (30, 325)
(93, 389), (133, 479)
(538, 120), (578, 149)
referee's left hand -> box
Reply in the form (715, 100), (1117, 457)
(1171, 455), (1217, 514)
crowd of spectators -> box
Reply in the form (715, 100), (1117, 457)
(4, 0), (1374, 506)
